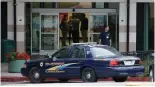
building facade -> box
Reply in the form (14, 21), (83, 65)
(1, 0), (154, 56)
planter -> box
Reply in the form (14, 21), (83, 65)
(8, 60), (25, 73)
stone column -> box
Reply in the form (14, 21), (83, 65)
(16, 2), (25, 52)
(129, 2), (137, 51)
(119, 2), (127, 52)
(7, 1), (14, 40)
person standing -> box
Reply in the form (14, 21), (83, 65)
(60, 15), (68, 46)
(80, 14), (88, 42)
(71, 15), (80, 43)
(68, 16), (73, 45)
(98, 25), (111, 46)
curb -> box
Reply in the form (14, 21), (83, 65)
(1, 76), (150, 82)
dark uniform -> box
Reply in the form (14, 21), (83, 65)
(99, 31), (111, 46)
(71, 18), (80, 43)
(60, 18), (68, 46)
(80, 17), (88, 42)
(68, 20), (73, 44)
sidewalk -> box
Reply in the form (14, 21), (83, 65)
(1, 63), (28, 82)
(1, 63), (150, 82)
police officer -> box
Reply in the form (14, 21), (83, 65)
(60, 15), (68, 46)
(71, 15), (80, 43)
(80, 13), (88, 42)
(68, 16), (73, 44)
(99, 25), (111, 46)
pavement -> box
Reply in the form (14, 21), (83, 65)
(1, 81), (155, 86)
(1, 63), (150, 82)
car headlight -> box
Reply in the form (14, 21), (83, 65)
(23, 64), (27, 68)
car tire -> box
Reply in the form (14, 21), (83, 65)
(81, 67), (97, 82)
(57, 78), (70, 82)
(28, 67), (44, 83)
(113, 76), (128, 82)
(149, 69), (154, 82)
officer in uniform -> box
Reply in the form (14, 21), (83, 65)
(68, 16), (73, 44)
(99, 25), (111, 46)
(71, 15), (80, 43)
(60, 15), (68, 46)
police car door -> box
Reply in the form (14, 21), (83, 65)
(42, 47), (70, 78)
(65, 46), (85, 77)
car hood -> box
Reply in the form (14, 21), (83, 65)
(27, 58), (48, 63)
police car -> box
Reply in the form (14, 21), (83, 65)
(21, 43), (144, 83)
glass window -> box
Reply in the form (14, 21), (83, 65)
(90, 15), (107, 33)
(90, 46), (122, 58)
(25, 2), (31, 55)
(70, 47), (80, 58)
(41, 15), (58, 33)
(41, 34), (55, 50)
(95, 2), (104, 8)
(32, 2), (40, 8)
(32, 13), (40, 53)
(89, 14), (108, 43)
(32, 2), (56, 8)
(108, 13), (118, 49)
(58, 2), (92, 8)
(41, 15), (58, 50)
(53, 47), (70, 58)
(79, 48), (85, 58)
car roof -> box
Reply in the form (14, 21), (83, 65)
(71, 44), (108, 49)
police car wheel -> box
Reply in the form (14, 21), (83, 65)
(57, 78), (70, 82)
(29, 67), (44, 83)
(113, 76), (127, 82)
(149, 69), (154, 82)
(81, 67), (97, 82)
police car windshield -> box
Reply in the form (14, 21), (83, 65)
(90, 46), (122, 58)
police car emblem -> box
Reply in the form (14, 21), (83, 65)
(40, 62), (43, 67)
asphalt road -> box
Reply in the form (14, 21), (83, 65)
(1, 81), (155, 86)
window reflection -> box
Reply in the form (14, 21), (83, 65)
(32, 13), (40, 53)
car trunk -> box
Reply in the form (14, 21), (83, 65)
(115, 56), (141, 66)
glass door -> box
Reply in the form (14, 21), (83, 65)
(88, 12), (118, 49)
(88, 13), (108, 43)
(40, 13), (59, 55)
(31, 13), (40, 54)
(108, 13), (118, 49)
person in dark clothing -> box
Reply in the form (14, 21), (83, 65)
(60, 15), (68, 46)
(80, 14), (88, 42)
(99, 25), (111, 46)
(68, 16), (73, 45)
(71, 15), (80, 43)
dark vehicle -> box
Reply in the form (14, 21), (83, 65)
(21, 43), (144, 83)
(149, 53), (154, 82)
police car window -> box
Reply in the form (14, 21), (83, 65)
(90, 46), (122, 58)
(70, 47), (80, 58)
(53, 48), (70, 58)
(78, 48), (85, 58)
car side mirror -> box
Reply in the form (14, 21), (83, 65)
(53, 56), (57, 61)
(45, 54), (52, 58)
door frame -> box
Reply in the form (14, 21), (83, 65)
(39, 13), (59, 55)
(31, 9), (117, 55)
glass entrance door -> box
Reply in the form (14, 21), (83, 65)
(88, 13), (108, 43)
(88, 13), (118, 49)
(40, 13), (59, 55)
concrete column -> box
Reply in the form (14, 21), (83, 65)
(119, 2), (127, 52)
(16, 2), (25, 52)
(129, 2), (137, 51)
(7, 1), (14, 40)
